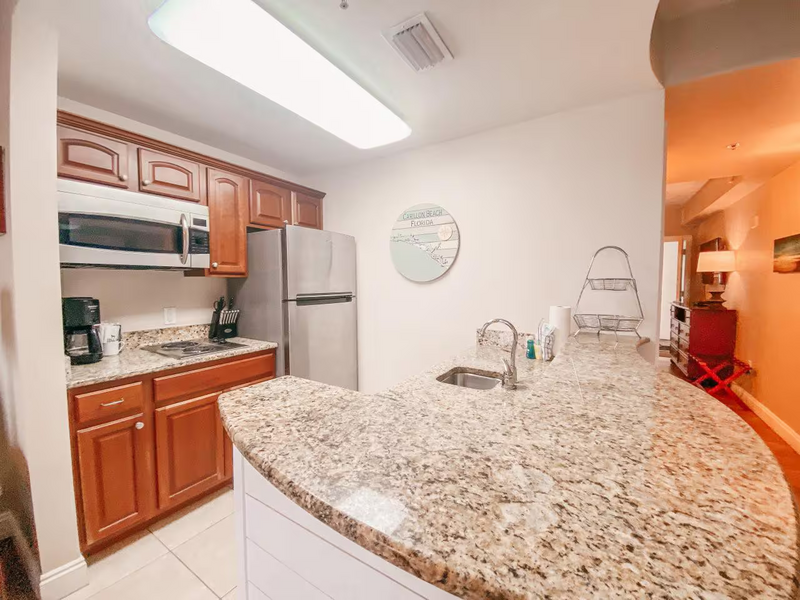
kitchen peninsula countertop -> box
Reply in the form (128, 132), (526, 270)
(218, 334), (798, 599)
(66, 337), (277, 389)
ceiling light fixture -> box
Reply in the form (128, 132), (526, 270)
(148, 0), (411, 149)
(726, 142), (740, 150)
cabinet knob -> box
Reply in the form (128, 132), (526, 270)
(119, 174), (128, 182)
(135, 422), (144, 430)
(143, 179), (152, 186)
(212, 262), (218, 268)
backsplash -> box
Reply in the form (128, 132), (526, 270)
(124, 324), (210, 349)
(477, 329), (536, 352)
(60, 269), (225, 332)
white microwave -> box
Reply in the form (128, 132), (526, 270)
(58, 179), (210, 270)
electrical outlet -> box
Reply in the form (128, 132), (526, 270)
(164, 307), (177, 325)
(752, 215), (759, 229)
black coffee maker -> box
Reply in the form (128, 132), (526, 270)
(62, 297), (103, 365)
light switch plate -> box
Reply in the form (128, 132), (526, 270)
(164, 307), (177, 325)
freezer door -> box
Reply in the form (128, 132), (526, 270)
(286, 295), (358, 390)
(284, 226), (356, 299)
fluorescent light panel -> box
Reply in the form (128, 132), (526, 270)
(148, 0), (411, 149)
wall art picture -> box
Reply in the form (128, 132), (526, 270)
(390, 203), (460, 282)
(774, 233), (800, 273)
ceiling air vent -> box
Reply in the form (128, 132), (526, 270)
(384, 13), (453, 73)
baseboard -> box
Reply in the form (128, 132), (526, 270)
(731, 383), (800, 456)
(39, 556), (88, 600)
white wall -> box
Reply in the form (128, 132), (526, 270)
(56, 98), (301, 332)
(60, 270), (225, 332)
(311, 91), (666, 393)
(3, 1), (86, 596)
(660, 240), (679, 341)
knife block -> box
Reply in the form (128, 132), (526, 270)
(209, 309), (239, 341)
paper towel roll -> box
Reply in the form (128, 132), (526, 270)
(549, 305), (572, 357)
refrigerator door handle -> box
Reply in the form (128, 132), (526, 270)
(293, 294), (353, 306)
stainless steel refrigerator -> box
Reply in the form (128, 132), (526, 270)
(229, 226), (358, 390)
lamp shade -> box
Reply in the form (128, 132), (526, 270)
(697, 250), (736, 273)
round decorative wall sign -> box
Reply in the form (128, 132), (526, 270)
(390, 203), (460, 282)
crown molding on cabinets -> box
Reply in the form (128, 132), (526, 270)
(57, 110), (325, 200)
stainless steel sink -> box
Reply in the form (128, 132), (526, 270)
(437, 369), (502, 390)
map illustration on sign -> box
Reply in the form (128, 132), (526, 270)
(390, 203), (460, 282)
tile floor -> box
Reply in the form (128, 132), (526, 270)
(65, 486), (237, 600)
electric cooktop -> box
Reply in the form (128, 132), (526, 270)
(142, 339), (246, 360)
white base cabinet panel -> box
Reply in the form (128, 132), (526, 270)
(233, 449), (457, 600)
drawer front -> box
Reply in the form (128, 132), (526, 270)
(247, 540), (328, 600)
(248, 582), (271, 600)
(245, 495), (422, 600)
(74, 381), (145, 425)
(153, 352), (275, 404)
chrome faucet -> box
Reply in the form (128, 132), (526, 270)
(478, 318), (519, 390)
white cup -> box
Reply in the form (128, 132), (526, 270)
(99, 323), (124, 356)
(102, 340), (124, 356)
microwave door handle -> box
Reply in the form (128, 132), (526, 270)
(180, 214), (189, 265)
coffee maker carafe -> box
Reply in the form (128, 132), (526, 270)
(62, 297), (103, 365)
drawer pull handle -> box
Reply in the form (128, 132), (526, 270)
(135, 422), (144, 430)
(100, 399), (125, 407)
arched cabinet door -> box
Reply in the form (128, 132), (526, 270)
(57, 126), (131, 188)
(250, 178), (291, 228)
(294, 192), (323, 229)
(138, 148), (203, 203)
(207, 168), (249, 277)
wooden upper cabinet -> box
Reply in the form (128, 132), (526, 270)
(294, 192), (323, 229)
(155, 393), (225, 510)
(250, 179), (291, 228)
(207, 168), (249, 276)
(58, 126), (131, 188)
(138, 149), (203, 203)
(76, 414), (154, 546)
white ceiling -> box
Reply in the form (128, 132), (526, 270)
(56, 0), (661, 175)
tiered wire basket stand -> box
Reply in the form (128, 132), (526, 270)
(573, 246), (643, 338)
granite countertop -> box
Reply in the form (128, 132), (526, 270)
(218, 334), (799, 599)
(67, 335), (277, 389)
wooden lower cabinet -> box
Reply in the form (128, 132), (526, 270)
(76, 413), (154, 546)
(69, 349), (275, 553)
(155, 393), (225, 510)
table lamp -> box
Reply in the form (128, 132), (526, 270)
(697, 250), (736, 309)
